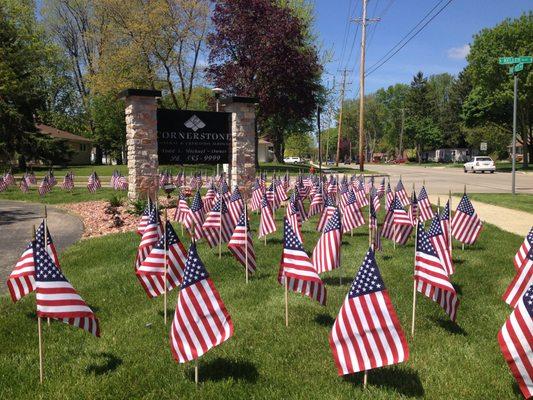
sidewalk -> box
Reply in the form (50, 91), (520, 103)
(429, 195), (531, 237)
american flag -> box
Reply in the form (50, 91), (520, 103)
(378, 177), (386, 198)
(4, 171), (15, 186)
(503, 248), (532, 309)
(174, 192), (190, 225)
(250, 179), (262, 212)
(87, 172), (101, 193)
(258, 193), (276, 238)
(498, 284), (533, 399)
(342, 189), (365, 233)
(47, 171), (57, 187)
(327, 176), (338, 196)
(418, 186), (433, 222)
(136, 221), (187, 298)
(392, 194), (412, 226)
(381, 210), (412, 245)
(19, 177), (28, 193)
(355, 179), (369, 207)
(228, 186), (244, 227)
(415, 223), (459, 321)
(61, 172), (75, 191)
(202, 197), (233, 247)
(514, 228), (533, 272)
(339, 182), (349, 211)
(440, 200), (451, 248)
(451, 194), (482, 245)
(220, 179), (231, 202)
(286, 197), (303, 243)
(371, 186), (381, 212)
(395, 179), (410, 207)
(266, 183), (279, 211)
(27, 171), (37, 185)
(116, 175), (128, 190)
(369, 201), (382, 251)
(275, 178), (288, 202)
(6, 221), (59, 302)
(292, 189), (308, 221)
(228, 211), (256, 274)
(329, 248), (409, 375)
(34, 239), (100, 336)
(203, 182), (217, 214)
(135, 206), (162, 271)
(278, 218), (326, 305)
(313, 208), (342, 274)
(170, 243), (234, 363)
(317, 195), (337, 232)
(185, 191), (205, 239)
(38, 176), (51, 196)
(308, 184), (324, 217)
(428, 214), (454, 275)
(408, 191), (418, 226)
(137, 200), (152, 236)
(385, 182), (394, 211)
(0, 177), (7, 192)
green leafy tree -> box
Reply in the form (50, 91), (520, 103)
(463, 13), (533, 165)
(405, 72), (442, 162)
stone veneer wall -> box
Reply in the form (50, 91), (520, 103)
(223, 101), (257, 199)
(124, 94), (159, 200)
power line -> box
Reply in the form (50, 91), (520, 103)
(366, 0), (446, 71)
(338, 0), (358, 70)
(367, 0), (396, 48)
(365, 0), (454, 77)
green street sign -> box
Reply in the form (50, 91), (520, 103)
(509, 66), (514, 75)
(499, 57), (515, 65)
(517, 56), (532, 64)
(514, 63), (524, 72)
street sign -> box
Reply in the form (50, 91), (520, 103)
(499, 57), (515, 65)
(480, 142), (487, 151)
(514, 63), (524, 72)
(499, 56), (532, 65)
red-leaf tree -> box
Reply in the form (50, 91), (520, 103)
(207, 0), (323, 163)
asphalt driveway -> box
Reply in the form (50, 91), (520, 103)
(0, 200), (83, 296)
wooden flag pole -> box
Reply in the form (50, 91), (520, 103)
(449, 190), (453, 258)
(163, 209), (168, 325)
(285, 277), (289, 327)
(43, 206), (51, 327)
(218, 202), (222, 259)
(411, 218), (419, 337)
(337, 174), (342, 286)
(38, 314), (44, 384)
(368, 189), (372, 247)
(194, 358), (199, 386)
(363, 370), (368, 389)
(244, 195), (249, 284)
(462, 185), (466, 250)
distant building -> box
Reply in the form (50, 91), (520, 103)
(422, 148), (478, 163)
(37, 124), (92, 164)
(258, 138), (274, 163)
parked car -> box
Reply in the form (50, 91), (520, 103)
(283, 156), (301, 164)
(463, 156), (496, 173)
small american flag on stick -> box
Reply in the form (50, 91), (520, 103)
(278, 218), (326, 306)
(228, 211), (256, 275)
(514, 228), (533, 272)
(258, 193), (276, 239)
(170, 242), (234, 363)
(312, 208), (342, 274)
(503, 248), (532, 309)
(498, 284), (533, 399)
(451, 194), (482, 245)
(418, 186), (433, 222)
(329, 248), (409, 376)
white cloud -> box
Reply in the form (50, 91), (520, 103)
(447, 44), (470, 60)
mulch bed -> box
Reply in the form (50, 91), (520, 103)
(61, 200), (178, 239)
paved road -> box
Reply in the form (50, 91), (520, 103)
(362, 164), (533, 195)
(0, 201), (83, 296)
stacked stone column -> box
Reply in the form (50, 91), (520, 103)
(222, 97), (258, 198)
(119, 89), (161, 200)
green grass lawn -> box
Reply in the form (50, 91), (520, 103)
(457, 193), (533, 214)
(0, 186), (121, 204)
(0, 207), (524, 399)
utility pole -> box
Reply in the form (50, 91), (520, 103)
(399, 108), (405, 159)
(335, 69), (351, 166)
(355, 0), (380, 172)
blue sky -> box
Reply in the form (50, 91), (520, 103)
(315, 0), (531, 99)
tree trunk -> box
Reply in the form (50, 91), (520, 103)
(94, 145), (103, 165)
(18, 155), (26, 170)
(254, 118), (259, 169)
(273, 140), (284, 164)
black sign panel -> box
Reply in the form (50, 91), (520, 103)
(157, 109), (231, 164)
